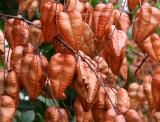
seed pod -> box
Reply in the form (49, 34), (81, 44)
(80, 23), (94, 57)
(66, 0), (84, 13)
(4, 17), (29, 49)
(5, 71), (19, 106)
(20, 54), (48, 100)
(74, 51), (99, 111)
(22, 43), (34, 56)
(143, 75), (155, 111)
(57, 11), (83, 50)
(82, 2), (92, 26)
(0, 30), (4, 54)
(114, 10), (130, 32)
(127, 0), (144, 11)
(26, 0), (38, 19)
(104, 108), (116, 121)
(117, 88), (130, 113)
(40, 1), (63, 43)
(29, 20), (43, 47)
(132, 3), (160, 44)
(0, 95), (16, 122)
(152, 67), (160, 110)
(114, 115), (126, 122)
(45, 107), (68, 122)
(0, 70), (7, 95)
(103, 25), (127, 75)
(73, 97), (92, 122)
(93, 3), (114, 41)
(124, 109), (142, 122)
(48, 53), (76, 99)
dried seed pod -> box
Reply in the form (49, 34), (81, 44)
(26, 0), (38, 19)
(57, 11), (83, 50)
(22, 43), (34, 56)
(66, 0), (84, 13)
(45, 107), (68, 122)
(114, 114), (126, 122)
(10, 46), (23, 79)
(4, 17), (29, 49)
(114, 10), (130, 32)
(127, 0), (144, 11)
(29, 20), (43, 47)
(74, 51), (99, 111)
(93, 3), (114, 41)
(143, 75), (155, 111)
(138, 33), (160, 62)
(152, 67), (160, 110)
(80, 23), (94, 57)
(0, 30), (4, 54)
(117, 88), (130, 113)
(133, 3), (160, 44)
(20, 54), (48, 100)
(104, 108), (116, 121)
(82, 2), (92, 26)
(48, 53), (76, 99)
(124, 109), (142, 122)
(155, 112), (160, 122)
(5, 71), (20, 106)
(0, 95), (16, 122)
(103, 25), (127, 75)
(40, 1), (63, 43)
(73, 97), (92, 122)
(0, 70), (7, 95)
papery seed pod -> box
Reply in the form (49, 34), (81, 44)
(29, 20), (43, 47)
(74, 51), (99, 111)
(82, 2), (92, 26)
(80, 23), (94, 57)
(93, 3), (115, 41)
(124, 109), (142, 122)
(45, 107), (68, 122)
(66, 0), (84, 13)
(138, 33), (160, 62)
(73, 97), (93, 122)
(152, 67), (160, 110)
(127, 0), (144, 11)
(103, 25), (127, 75)
(0, 30), (4, 54)
(40, 1), (63, 43)
(91, 86), (107, 122)
(47, 53), (76, 99)
(57, 11), (83, 50)
(104, 108), (116, 121)
(114, 114), (126, 122)
(5, 71), (19, 106)
(155, 112), (160, 122)
(26, 0), (38, 19)
(0, 95), (16, 122)
(10, 46), (23, 79)
(38, 0), (54, 11)
(4, 17), (29, 49)
(133, 3), (160, 44)
(20, 54), (48, 100)
(117, 88), (130, 113)
(114, 10), (130, 32)
(22, 43), (34, 56)
(0, 70), (7, 95)
(143, 75), (155, 111)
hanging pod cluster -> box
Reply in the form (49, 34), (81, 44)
(1, 0), (160, 121)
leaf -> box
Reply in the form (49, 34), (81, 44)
(20, 111), (35, 122)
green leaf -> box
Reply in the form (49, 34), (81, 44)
(20, 111), (35, 122)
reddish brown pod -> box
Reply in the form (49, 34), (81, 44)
(40, 1), (63, 43)
(73, 97), (93, 122)
(114, 10), (130, 32)
(0, 95), (16, 122)
(103, 25), (127, 75)
(93, 3), (115, 41)
(124, 109), (142, 122)
(74, 51), (99, 111)
(57, 11), (83, 50)
(127, 0), (144, 11)
(65, 0), (84, 13)
(132, 3), (160, 44)
(5, 71), (20, 106)
(20, 54), (48, 100)
(47, 53), (76, 99)
(4, 17), (29, 49)
(45, 107), (68, 122)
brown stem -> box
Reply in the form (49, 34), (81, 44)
(134, 55), (149, 75)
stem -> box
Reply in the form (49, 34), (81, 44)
(134, 55), (148, 75)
